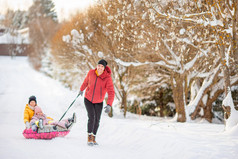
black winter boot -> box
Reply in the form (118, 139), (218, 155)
(65, 122), (72, 129)
(68, 112), (76, 123)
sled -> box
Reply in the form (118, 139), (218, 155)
(23, 94), (79, 140)
(23, 126), (70, 140)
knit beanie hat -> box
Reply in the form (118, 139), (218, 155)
(98, 59), (107, 68)
(34, 106), (42, 114)
(29, 95), (37, 104)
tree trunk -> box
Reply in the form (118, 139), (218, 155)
(204, 89), (224, 122)
(159, 91), (164, 117)
(160, 104), (164, 117)
(171, 74), (186, 122)
(232, 0), (238, 64)
(121, 90), (127, 117)
(203, 99), (213, 123)
(117, 67), (128, 117)
(223, 65), (231, 95)
(136, 105), (142, 115)
(220, 43), (232, 118)
(190, 105), (201, 120)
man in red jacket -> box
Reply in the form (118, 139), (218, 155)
(79, 59), (115, 146)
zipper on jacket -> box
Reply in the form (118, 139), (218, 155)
(100, 87), (102, 99)
(91, 76), (98, 102)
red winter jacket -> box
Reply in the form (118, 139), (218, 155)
(80, 66), (115, 106)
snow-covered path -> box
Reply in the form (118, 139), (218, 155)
(0, 56), (237, 159)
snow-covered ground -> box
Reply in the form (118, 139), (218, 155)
(0, 56), (237, 159)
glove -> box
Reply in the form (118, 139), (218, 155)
(79, 90), (83, 96)
(104, 105), (111, 113)
(25, 121), (30, 129)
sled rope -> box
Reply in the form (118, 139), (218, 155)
(54, 93), (80, 128)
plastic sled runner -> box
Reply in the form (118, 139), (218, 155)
(23, 126), (70, 140)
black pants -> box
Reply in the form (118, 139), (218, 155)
(84, 98), (103, 135)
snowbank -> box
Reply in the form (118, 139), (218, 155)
(223, 91), (238, 131)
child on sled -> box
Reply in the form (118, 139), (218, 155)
(30, 106), (76, 132)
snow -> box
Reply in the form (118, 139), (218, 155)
(0, 31), (29, 44)
(0, 56), (238, 159)
(98, 51), (104, 58)
(62, 35), (71, 43)
(0, 14), (4, 20)
(223, 91), (238, 131)
(115, 58), (149, 67)
(179, 28), (185, 35)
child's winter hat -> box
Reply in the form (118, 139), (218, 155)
(98, 59), (107, 68)
(34, 106), (42, 114)
(29, 95), (37, 104)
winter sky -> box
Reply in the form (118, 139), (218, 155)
(0, 0), (96, 21)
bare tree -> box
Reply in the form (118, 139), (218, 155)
(188, 0), (238, 125)
(28, 0), (58, 70)
(50, 0), (238, 122)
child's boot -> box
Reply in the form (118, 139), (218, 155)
(68, 112), (76, 123)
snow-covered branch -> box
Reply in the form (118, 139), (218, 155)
(186, 64), (221, 119)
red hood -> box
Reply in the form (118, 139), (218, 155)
(94, 66), (112, 79)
